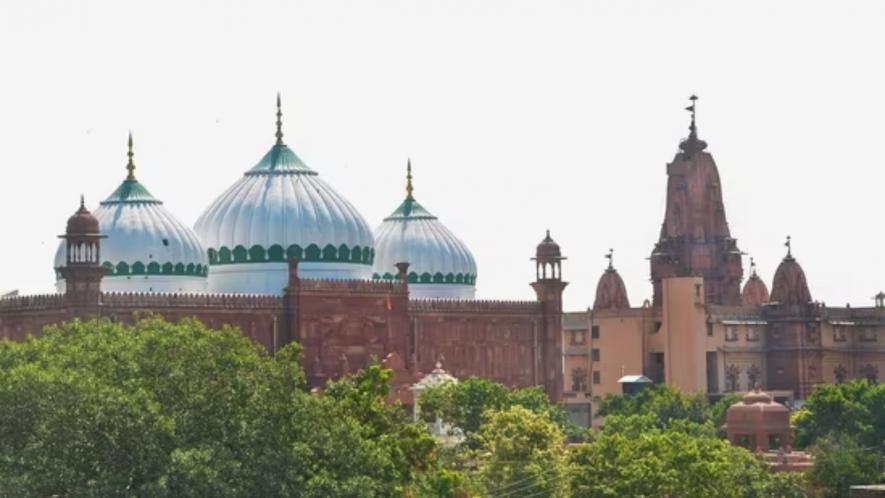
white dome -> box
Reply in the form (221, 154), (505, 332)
(373, 165), (476, 299)
(55, 146), (208, 294)
(194, 137), (374, 294)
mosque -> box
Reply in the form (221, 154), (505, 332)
(2, 95), (883, 425)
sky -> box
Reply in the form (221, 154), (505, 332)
(1, 0), (884, 311)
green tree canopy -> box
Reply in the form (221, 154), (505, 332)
(809, 435), (883, 498)
(417, 377), (573, 446)
(595, 384), (738, 433)
(478, 406), (569, 498)
(0, 317), (435, 498)
(569, 415), (806, 498)
(792, 379), (885, 449)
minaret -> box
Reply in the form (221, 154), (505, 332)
(650, 96), (743, 305)
(56, 196), (106, 305)
(531, 230), (567, 402)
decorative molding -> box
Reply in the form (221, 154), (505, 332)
(373, 272), (476, 285)
(207, 243), (374, 266)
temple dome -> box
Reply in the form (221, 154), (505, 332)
(194, 98), (374, 294)
(741, 259), (770, 306)
(55, 136), (208, 293)
(594, 251), (630, 310)
(373, 162), (476, 299)
(770, 241), (811, 306)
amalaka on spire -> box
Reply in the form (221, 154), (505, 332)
(406, 159), (414, 201)
(275, 93), (284, 145)
(126, 132), (136, 180)
(679, 94), (707, 157)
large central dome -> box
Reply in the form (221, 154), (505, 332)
(194, 97), (374, 294)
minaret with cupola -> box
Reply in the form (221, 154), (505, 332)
(531, 230), (567, 402)
(56, 196), (106, 305)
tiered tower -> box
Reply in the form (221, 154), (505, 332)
(650, 96), (743, 306)
(531, 230), (567, 402)
(56, 197), (106, 305)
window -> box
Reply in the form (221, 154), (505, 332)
(591, 326), (600, 339)
(833, 327), (847, 342)
(571, 330), (586, 345)
(571, 368), (588, 393)
(725, 327), (738, 342)
(592, 371), (600, 385)
(746, 327), (760, 342)
(706, 321), (714, 336)
(591, 349), (600, 361)
(860, 328), (878, 342)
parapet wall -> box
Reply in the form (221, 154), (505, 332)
(101, 291), (282, 310)
(0, 293), (65, 311)
(409, 298), (540, 315)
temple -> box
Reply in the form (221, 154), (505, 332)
(1, 95), (883, 425)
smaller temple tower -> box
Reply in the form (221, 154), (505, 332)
(531, 230), (567, 402)
(56, 197), (106, 305)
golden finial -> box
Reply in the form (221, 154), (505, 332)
(406, 159), (414, 200)
(275, 93), (284, 145)
(126, 132), (136, 180)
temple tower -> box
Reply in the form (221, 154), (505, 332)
(531, 230), (567, 402)
(650, 96), (743, 306)
(56, 197), (106, 305)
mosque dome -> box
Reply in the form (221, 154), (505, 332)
(373, 161), (477, 299)
(769, 238), (811, 306)
(741, 258), (770, 306)
(593, 250), (630, 310)
(55, 135), (208, 293)
(536, 231), (562, 261)
(194, 96), (374, 294)
(66, 196), (100, 235)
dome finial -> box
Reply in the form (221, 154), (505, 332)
(785, 235), (792, 259)
(406, 158), (414, 201)
(79, 194), (85, 209)
(605, 248), (614, 270)
(275, 93), (284, 146)
(679, 94), (707, 157)
(750, 256), (758, 277)
(126, 132), (136, 181)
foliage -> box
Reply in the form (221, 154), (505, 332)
(417, 377), (575, 446)
(595, 384), (720, 430)
(568, 418), (802, 498)
(792, 380), (885, 449)
(809, 435), (883, 498)
(478, 406), (569, 498)
(0, 317), (436, 498)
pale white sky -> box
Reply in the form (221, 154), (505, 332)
(1, 0), (884, 311)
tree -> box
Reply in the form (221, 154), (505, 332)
(478, 406), (569, 498)
(596, 384), (712, 428)
(569, 420), (794, 498)
(810, 435), (882, 498)
(417, 377), (574, 446)
(792, 380), (885, 449)
(0, 317), (437, 498)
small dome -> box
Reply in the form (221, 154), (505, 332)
(594, 251), (630, 310)
(536, 230), (561, 261)
(741, 259), (770, 306)
(55, 136), (208, 293)
(66, 196), (100, 235)
(770, 242), (811, 305)
(373, 162), (477, 299)
(195, 99), (374, 294)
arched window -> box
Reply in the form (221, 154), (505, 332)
(232, 246), (248, 263)
(305, 244), (321, 261)
(268, 244), (285, 262)
(248, 245), (266, 262)
(219, 247), (232, 264)
(322, 244), (337, 261)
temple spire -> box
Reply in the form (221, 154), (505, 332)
(126, 132), (136, 180)
(275, 93), (284, 146)
(605, 248), (614, 270)
(405, 159), (414, 201)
